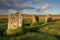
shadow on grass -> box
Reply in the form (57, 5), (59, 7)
(52, 19), (60, 22)
(0, 24), (7, 36)
(55, 35), (60, 40)
(23, 19), (60, 33)
(22, 26), (41, 34)
(0, 19), (8, 36)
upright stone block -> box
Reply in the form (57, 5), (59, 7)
(6, 13), (23, 35)
(8, 13), (23, 30)
(32, 14), (39, 23)
(45, 14), (52, 22)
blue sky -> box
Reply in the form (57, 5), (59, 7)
(0, 0), (60, 15)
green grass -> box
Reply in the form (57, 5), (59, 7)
(0, 18), (60, 40)
(0, 32), (57, 40)
(39, 20), (60, 36)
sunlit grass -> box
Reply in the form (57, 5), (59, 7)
(0, 18), (60, 40)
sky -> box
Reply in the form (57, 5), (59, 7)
(0, 0), (60, 15)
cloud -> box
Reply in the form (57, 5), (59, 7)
(0, 0), (7, 5)
(0, 0), (50, 14)
(0, 0), (28, 4)
(13, 4), (35, 10)
(0, 0), (30, 9)
(36, 4), (50, 12)
(0, 0), (35, 14)
(32, 0), (41, 3)
(0, 0), (41, 10)
(41, 4), (50, 10)
(0, 9), (9, 14)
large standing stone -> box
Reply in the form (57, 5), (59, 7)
(32, 14), (39, 23)
(6, 12), (23, 35)
(45, 14), (52, 22)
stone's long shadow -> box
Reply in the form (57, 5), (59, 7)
(0, 24), (7, 36)
(0, 19), (8, 36)
(52, 19), (60, 22)
(22, 21), (48, 34)
(23, 19), (52, 34)
(43, 19), (60, 26)
(22, 26), (40, 34)
(55, 35), (60, 40)
(29, 26), (40, 32)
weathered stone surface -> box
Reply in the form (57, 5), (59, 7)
(32, 14), (39, 23)
(45, 14), (52, 22)
(8, 13), (23, 29)
(6, 12), (23, 35)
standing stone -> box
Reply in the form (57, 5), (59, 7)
(6, 12), (23, 35)
(45, 14), (52, 22)
(32, 14), (39, 23)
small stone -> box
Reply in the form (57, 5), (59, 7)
(45, 14), (52, 22)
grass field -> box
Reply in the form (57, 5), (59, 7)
(0, 18), (60, 40)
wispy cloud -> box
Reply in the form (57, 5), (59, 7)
(41, 4), (50, 10)
(14, 4), (35, 10)
(36, 4), (50, 12)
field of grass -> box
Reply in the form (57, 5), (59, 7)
(0, 18), (60, 40)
